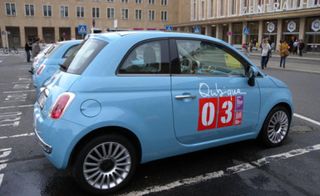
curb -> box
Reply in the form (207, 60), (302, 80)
(249, 53), (320, 61)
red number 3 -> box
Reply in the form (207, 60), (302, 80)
(198, 96), (236, 131)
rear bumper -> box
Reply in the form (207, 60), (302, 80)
(34, 103), (85, 169)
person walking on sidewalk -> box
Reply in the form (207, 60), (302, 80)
(260, 39), (271, 69)
(24, 41), (32, 63)
(298, 40), (305, 56)
(279, 40), (289, 68)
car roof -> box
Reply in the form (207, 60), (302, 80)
(57, 40), (83, 45)
(89, 31), (226, 44)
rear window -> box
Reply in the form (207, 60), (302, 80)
(43, 44), (56, 57)
(65, 39), (107, 74)
(46, 43), (62, 58)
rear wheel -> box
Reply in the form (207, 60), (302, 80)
(73, 134), (138, 194)
(259, 106), (291, 147)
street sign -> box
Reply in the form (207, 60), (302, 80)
(165, 25), (173, 31)
(243, 27), (250, 35)
(78, 24), (87, 35)
(194, 25), (201, 34)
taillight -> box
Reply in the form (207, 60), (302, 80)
(50, 93), (75, 119)
(37, 64), (46, 75)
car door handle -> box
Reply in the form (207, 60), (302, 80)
(175, 94), (197, 100)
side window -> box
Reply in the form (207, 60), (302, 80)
(119, 40), (169, 74)
(175, 40), (245, 76)
(63, 44), (80, 58)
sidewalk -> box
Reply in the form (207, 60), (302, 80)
(248, 51), (320, 61)
(248, 55), (320, 74)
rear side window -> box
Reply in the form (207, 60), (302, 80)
(63, 44), (80, 58)
(66, 39), (107, 74)
(118, 40), (169, 74)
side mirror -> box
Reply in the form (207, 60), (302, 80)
(248, 66), (258, 86)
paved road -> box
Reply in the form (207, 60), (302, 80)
(0, 55), (320, 196)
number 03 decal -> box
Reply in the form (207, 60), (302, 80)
(198, 96), (243, 131)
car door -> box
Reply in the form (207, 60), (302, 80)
(170, 39), (261, 145)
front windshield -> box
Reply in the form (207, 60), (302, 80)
(65, 38), (107, 74)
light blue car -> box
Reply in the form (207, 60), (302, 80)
(34, 32), (293, 194)
(33, 40), (82, 95)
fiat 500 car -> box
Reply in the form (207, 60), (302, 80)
(33, 40), (82, 96)
(34, 31), (293, 194)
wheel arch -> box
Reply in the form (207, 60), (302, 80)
(67, 126), (142, 169)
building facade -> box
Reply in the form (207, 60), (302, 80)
(0, 0), (175, 47)
(174, 0), (320, 52)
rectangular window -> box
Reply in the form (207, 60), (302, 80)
(191, 0), (197, 20)
(25, 4), (35, 16)
(92, 7), (100, 18)
(149, 0), (155, 4)
(107, 0), (114, 2)
(161, 0), (168, 5)
(220, 0), (224, 16)
(136, 0), (143, 3)
(231, 0), (236, 15)
(107, 7), (115, 19)
(121, 0), (129, 3)
(161, 11), (167, 21)
(148, 10), (155, 20)
(77, 6), (84, 18)
(121, 8), (129, 20)
(43, 5), (52, 17)
(135, 9), (142, 20)
(60, 6), (69, 17)
(6, 3), (16, 16)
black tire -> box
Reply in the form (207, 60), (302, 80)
(259, 106), (291, 147)
(72, 134), (138, 195)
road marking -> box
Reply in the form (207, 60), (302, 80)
(122, 144), (320, 196)
(0, 112), (21, 127)
(4, 94), (27, 102)
(0, 104), (33, 110)
(294, 113), (320, 127)
(0, 132), (34, 140)
(3, 89), (35, 94)
(0, 148), (11, 188)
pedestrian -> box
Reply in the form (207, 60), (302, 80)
(260, 39), (271, 69)
(298, 39), (305, 56)
(293, 39), (299, 55)
(24, 41), (32, 63)
(242, 42), (249, 56)
(31, 38), (40, 59)
(279, 40), (289, 68)
(29, 38), (41, 73)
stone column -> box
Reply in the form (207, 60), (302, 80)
(258, 20), (263, 45)
(37, 26), (43, 40)
(20, 26), (26, 48)
(299, 17), (306, 40)
(276, 19), (282, 51)
(228, 23), (232, 44)
(1, 25), (8, 48)
(242, 21), (248, 44)
(205, 25), (212, 36)
(55, 26), (60, 42)
(216, 24), (223, 39)
(71, 26), (76, 40)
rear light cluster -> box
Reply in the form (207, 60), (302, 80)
(50, 92), (75, 119)
(37, 64), (46, 75)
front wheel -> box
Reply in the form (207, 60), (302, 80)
(259, 106), (291, 147)
(73, 134), (138, 194)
